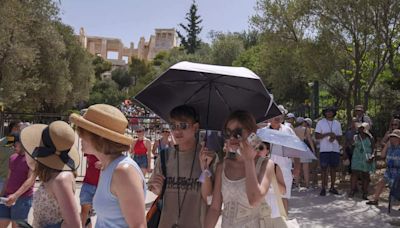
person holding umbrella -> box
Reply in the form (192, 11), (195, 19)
(315, 106), (343, 196)
(205, 110), (275, 228)
(147, 105), (214, 228)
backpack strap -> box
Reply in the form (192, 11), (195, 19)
(159, 148), (167, 197)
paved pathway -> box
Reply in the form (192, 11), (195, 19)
(16, 182), (400, 227)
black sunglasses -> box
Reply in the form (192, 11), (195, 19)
(170, 122), (192, 131)
(224, 128), (243, 139)
(136, 130), (144, 133)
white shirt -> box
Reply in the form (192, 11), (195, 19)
(315, 118), (342, 153)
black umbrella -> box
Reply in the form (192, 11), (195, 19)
(135, 61), (281, 131)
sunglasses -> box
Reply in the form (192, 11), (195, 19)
(162, 130), (170, 133)
(170, 122), (192, 131)
(224, 128), (243, 139)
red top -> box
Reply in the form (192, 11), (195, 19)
(133, 140), (147, 156)
(83, 154), (100, 186)
(6, 153), (33, 197)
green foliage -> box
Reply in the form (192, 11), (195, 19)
(88, 79), (124, 106)
(177, 1), (203, 54)
(209, 32), (245, 66)
(111, 68), (133, 90)
(92, 56), (112, 80)
(0, 0), (95, 113)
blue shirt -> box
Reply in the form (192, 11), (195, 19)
(93, 155), (146, 228)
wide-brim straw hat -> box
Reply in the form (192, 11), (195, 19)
(389, 129), (400, 139)
(20, 121), (80, 171)
(356, 122), (373, 138)
(70, 104), (133, 146)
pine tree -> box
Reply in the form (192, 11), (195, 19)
(177, 1), (203, 54)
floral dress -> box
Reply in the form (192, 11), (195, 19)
(351, 135), (375, 173)
(32, 184), (63, 228)
(384, 145), (400, 186)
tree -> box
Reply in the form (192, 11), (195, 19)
(92, 55), (112, 80)
(88, 79), (124, 106)
(177, 0), (203, 54)
(111, 68), (133, 90)
(209, 32), (245, 66)
(129, 57), (151, 85)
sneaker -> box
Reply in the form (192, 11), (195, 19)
(329, 188), (339, 195)
(320, 188), (326, 196)
(366, 200), (378, 205)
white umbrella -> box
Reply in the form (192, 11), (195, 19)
(257, 128), (317, 160)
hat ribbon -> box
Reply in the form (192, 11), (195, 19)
(31, 127), (76, 170)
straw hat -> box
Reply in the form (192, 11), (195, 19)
(389, 129), (400, 139)
(20, 121), (80, 171)
(70, 104), (133, 146)
(356, 122), (372, 138)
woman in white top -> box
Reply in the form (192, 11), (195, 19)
(205, 110), (276, 228)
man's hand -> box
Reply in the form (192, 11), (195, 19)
(5, 194), (17, 207)
(329, 133), (336, 142)
(147, 174), (165, 195)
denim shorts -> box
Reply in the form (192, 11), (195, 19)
(0, 196), (32, 220)
(133, 155), (148, 168)
(79, 183), (97, 205)
(320, 152), (340, 168)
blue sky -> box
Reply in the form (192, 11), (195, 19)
(59, 0), (258, 47)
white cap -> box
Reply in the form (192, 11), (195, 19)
(287, 113), (295, 119)
(296, 117), (305, 123)
(305, 118), (312, 126)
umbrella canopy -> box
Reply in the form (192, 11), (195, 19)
(257, 128), (317, 160)
(135, 61), (281, 130)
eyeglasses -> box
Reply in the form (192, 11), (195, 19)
(224, 128), (243, 139)
(170, 122), (192, 131)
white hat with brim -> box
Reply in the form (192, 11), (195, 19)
(389, 129), (400, 139)
(20, 121), (80, 171)
(70, 104), (133, 146)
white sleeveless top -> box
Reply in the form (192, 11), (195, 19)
(221, 157), (272, 228)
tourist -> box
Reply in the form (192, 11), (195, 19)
(262, 105), (296, 213)
(315, 106), (343, 196)
(204, 110), (275, 228)
(381, 118), (400, 147)
(354, 105), (373, 129)
(21, 121), (81, 227)
(349, 123), (375, 199)
(294, 117), (316, 188)
(79, 153), (101, 228)
(148, 105), (213, 228)
(131, 126), (152, 176)
(366, 129), (400, 205)
(151, 127), (173, 167)
(0, 134), (35, 228)
(71, 104), (146, 227)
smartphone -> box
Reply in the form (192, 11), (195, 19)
(199, 130), (224, 152)
(247, 133), (263, 151)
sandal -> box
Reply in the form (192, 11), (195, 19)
(366, 200), (378, 205)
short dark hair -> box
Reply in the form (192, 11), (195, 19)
(170, 105), (198, 123)
(8, 120), (21, 134)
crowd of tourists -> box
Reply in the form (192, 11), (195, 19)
(0, 102), (398, 228)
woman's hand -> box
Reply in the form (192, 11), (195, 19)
(199, 144), (215, 171)
(240, 139), (257, 161)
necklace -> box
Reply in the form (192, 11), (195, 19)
(173, 143), (198, 228)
